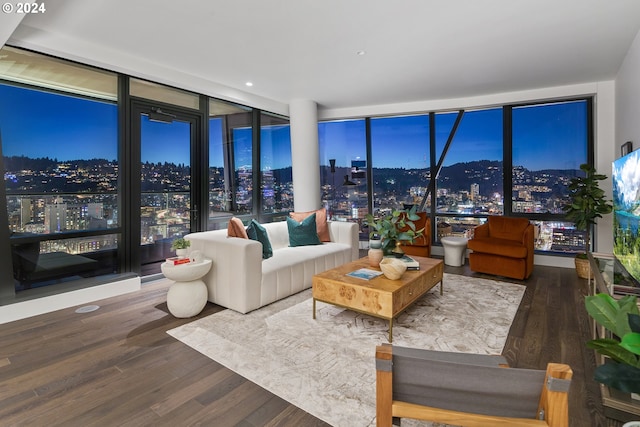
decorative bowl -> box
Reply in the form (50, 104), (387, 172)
(379, 258), (407, 280)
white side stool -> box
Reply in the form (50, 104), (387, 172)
(440, 236), (468, 267)
(161, 259), (212, 318)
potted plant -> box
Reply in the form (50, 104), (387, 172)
(562, 164), (613, 278)
(585, 293), (640, 393)
(365, 206), (424, 256)
(171, 237), (191, 257)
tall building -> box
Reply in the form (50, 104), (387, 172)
(20, 198), (32, 228)
(261, 169), (275, 211)
(44, 202), (67, 233)
(470, 183), (479, 201)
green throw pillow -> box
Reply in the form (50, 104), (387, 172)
(246, 219), (273, 259)
(287, 213), (322, 247)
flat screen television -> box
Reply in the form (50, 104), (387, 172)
(612, 149), (640, 294)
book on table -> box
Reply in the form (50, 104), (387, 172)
(346, 268), (384, 280)
(384, 254), (420, 269)
(165, 256), (191, 266)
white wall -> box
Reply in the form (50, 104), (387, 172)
(0, 276), (140, 324)
(616, 30), (640, 158)
(595, 81), (616, 255)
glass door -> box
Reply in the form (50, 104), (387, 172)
(132, 103), (200, 276)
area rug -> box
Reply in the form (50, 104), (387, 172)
(167, 273), (525, 427)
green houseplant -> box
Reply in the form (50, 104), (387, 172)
(365, 206), (424, 255)
(585, 293), (640, 393)
(171, 237), (191, 254)
(562, 164), (613, 278)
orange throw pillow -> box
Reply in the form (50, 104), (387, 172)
(289, 208), (329, 242)
(227, 217), (248, 239)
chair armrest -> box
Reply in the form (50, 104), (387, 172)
(473, 222), (490, 239)
(186, 231), (263, 313)
(523, 223), (535, 249)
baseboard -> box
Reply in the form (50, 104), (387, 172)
(0, 276), (141, 324)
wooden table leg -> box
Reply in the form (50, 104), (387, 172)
(312, 298), (316, 319)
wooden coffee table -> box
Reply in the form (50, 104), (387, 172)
(312, 256), (444, 342)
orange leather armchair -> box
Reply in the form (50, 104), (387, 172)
(399, 212), (431, 258)
(468, 216), (534, 280)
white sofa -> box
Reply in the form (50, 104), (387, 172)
(185, 220), (359, 314)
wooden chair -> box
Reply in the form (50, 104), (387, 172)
(375, 345), (572, 427)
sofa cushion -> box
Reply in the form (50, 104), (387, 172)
(247, 219), (273, 259)
(227, 217), (248, 239)
(467, 237), (528, 259)
(289, 208), (330, 242)
(487, 216), (530, 241)
(287, 214), (322, 247)
(260, 242), (353, 306)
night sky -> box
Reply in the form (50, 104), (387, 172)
(1, 83), (586, 171)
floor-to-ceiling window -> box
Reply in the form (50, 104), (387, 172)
(207, 99), (256, 229)
(435, 108), (503, 241)
(0, 46), (292, 302)
(260, 112), (292, 215)
(208, 100), (253, 221)
(511, 100), (589, 252)
(318, 119), (367, 233)
(0, 47), (119, 293)
(232, 118), (254, 215)
(128, 79), (203, 276)
(319, 98), (592, 255)
(137, 111), (195, 273)
(370, 115), (430, 214)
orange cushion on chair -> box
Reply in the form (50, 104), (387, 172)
(487, 216), (530, 241)
(467, 237), (528, 259)
(289, 208), (330, 242)
(227, 217), (248, 239)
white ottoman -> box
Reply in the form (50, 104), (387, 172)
(441, 237), (468, 267)
(161, 259), (212, 318)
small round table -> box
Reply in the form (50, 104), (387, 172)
(440, 236), (469, 267)
(161, 259), (212, 318)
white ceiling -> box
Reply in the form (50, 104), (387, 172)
(3, 0), (640, 112)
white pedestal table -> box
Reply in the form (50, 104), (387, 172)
(161, 259), (212, 318)
(440, 236), (469, 267)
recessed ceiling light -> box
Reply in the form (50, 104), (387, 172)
(356, 50), (366, 56)
(245, 81), (253, 87)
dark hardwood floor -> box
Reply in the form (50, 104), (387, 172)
(0, 257), (623, 426)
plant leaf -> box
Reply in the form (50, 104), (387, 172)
(585, 294), (620, 335)
(396, 232), (415, 241)
(621, 333), (640, 357)
(618, 295), (640, 316)
(593, 361), (640, 393)
(587, 338), (640, 366)
(630, 314), (640, 334)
